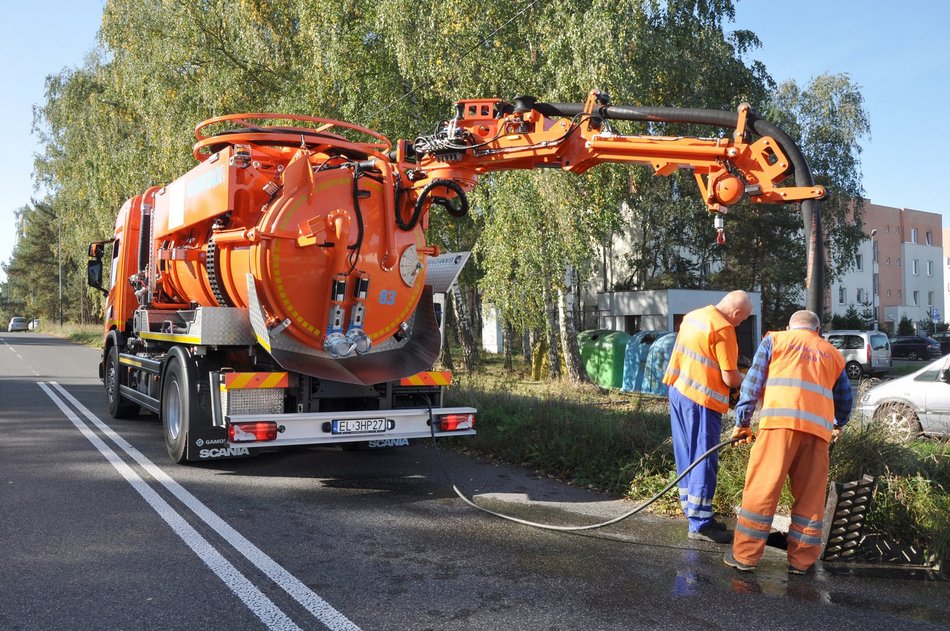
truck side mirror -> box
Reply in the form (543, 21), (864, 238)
(940, 369), (950, 384)
(87, 259), (107, 295)
(87, 241), (110, 296)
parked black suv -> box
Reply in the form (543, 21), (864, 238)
(888, 335), (941, 361)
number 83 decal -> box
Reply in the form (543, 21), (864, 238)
(378, 290), (397, 305)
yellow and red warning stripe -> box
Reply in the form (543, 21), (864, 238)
(399, 371), (452, 387)
(222, 372), (289, 390)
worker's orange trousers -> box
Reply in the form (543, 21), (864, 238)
(732, 428), (829, 571)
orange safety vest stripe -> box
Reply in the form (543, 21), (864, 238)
(759, 329), (844, 441)
(663, 305), (737, 412)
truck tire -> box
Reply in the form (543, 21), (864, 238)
(162, 356), (193, 463)
(106, 345), (139, 419)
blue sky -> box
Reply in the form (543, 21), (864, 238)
(2, 1), (949, 282)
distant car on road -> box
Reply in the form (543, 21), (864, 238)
(856, 355), (950, 440)
(7, 317), (29, 332)
(822, 330), (891, 379)
(888, 335), (941, 361)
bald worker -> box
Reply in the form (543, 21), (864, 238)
(663, 291), (753, 543)
(724, 310), (852, 574)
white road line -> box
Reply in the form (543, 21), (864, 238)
(3, 338), (42, 374)
(49, 382), (361, 631)
(38, 383), (303, 631)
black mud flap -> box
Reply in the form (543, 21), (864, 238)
(186, 428), (256, 462)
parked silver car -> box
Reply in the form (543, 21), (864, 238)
(823, 330), (891, 379)
(855, 356), (950, 440)
(7, 317), (29, 332)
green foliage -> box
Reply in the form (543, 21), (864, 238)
(449, 375), (672, 492)
(829, 305), (865, 330)
(898, 315), (916, 335)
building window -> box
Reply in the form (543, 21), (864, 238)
(838, 287), (846, 304)
(857, 288), (865, 304)
(897, 257), (902, 266)
(911, 228), (918, 244)
(926, 230), (933, 245)
(913, 291), (920, 306)
(928, 291), (934, 306)
(855, 254), (863, 271)
(928, 260), (934, 276)
(913, 259), (919, 275)
(897, 226), (901, 235)
(887, 257), (891, 265)
(898, 289), (903, 297)
(887, 289), (892, 297)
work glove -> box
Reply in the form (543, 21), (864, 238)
(731, 425), (754, 446)
(831, 427), (841, 443)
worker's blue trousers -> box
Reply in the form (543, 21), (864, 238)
(669, 386), (722, 533)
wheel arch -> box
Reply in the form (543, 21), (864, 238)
(100, 327), (125, 381)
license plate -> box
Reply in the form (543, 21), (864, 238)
(331, 418), (387, 435)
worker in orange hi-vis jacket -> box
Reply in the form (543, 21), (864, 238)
(663, 290), (753, 544)
(723, 310), (853, 575)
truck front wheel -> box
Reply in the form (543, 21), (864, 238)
(162, 358), (192, 463)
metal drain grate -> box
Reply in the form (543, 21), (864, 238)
(821, 474), (876, 562)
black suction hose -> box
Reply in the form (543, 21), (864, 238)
(533, 102), (824, 315)
(427, 399), (743, 532)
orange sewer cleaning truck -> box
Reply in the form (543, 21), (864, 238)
(88, 90), (824, 464)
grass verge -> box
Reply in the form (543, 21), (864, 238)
(36, 322), (103, 348)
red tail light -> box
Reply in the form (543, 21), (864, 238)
(866, 343), (872, 358)
(229, 422), (278, 442)
(438, 413), (476, 431)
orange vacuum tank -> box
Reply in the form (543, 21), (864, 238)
(145, 115), (438, 382)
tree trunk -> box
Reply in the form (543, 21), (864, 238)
(558, 265), (590, 384)
(451, 284), (480, 372)
(502, 315), (514, 371)
(542, 271), (561, 379)
(522, 329), (533, 365)
(439, 296), (455, 371)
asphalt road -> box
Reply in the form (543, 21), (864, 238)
(1, 331), (948, 630)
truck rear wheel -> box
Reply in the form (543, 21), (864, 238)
(162, 357), (193, 463)
(106, 345), (139, 419)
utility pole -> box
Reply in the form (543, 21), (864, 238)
(59, 215), (63, 327)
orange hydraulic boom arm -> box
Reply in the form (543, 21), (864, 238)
(400, 89), (826, 311)
(403, 90), (823, 235)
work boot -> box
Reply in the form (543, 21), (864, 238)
(723, 549), (756, 572)
(687, 524), (732, 544)
(708, 518), (728, 531)
(787, 564), (814, 576)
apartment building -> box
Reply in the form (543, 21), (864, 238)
(830, 200), (944, 334)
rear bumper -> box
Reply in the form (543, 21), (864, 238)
(225, 406), (477, 448)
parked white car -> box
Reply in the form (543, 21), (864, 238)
(855, 356), (950, 440)
(7, 317), (29, 332)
